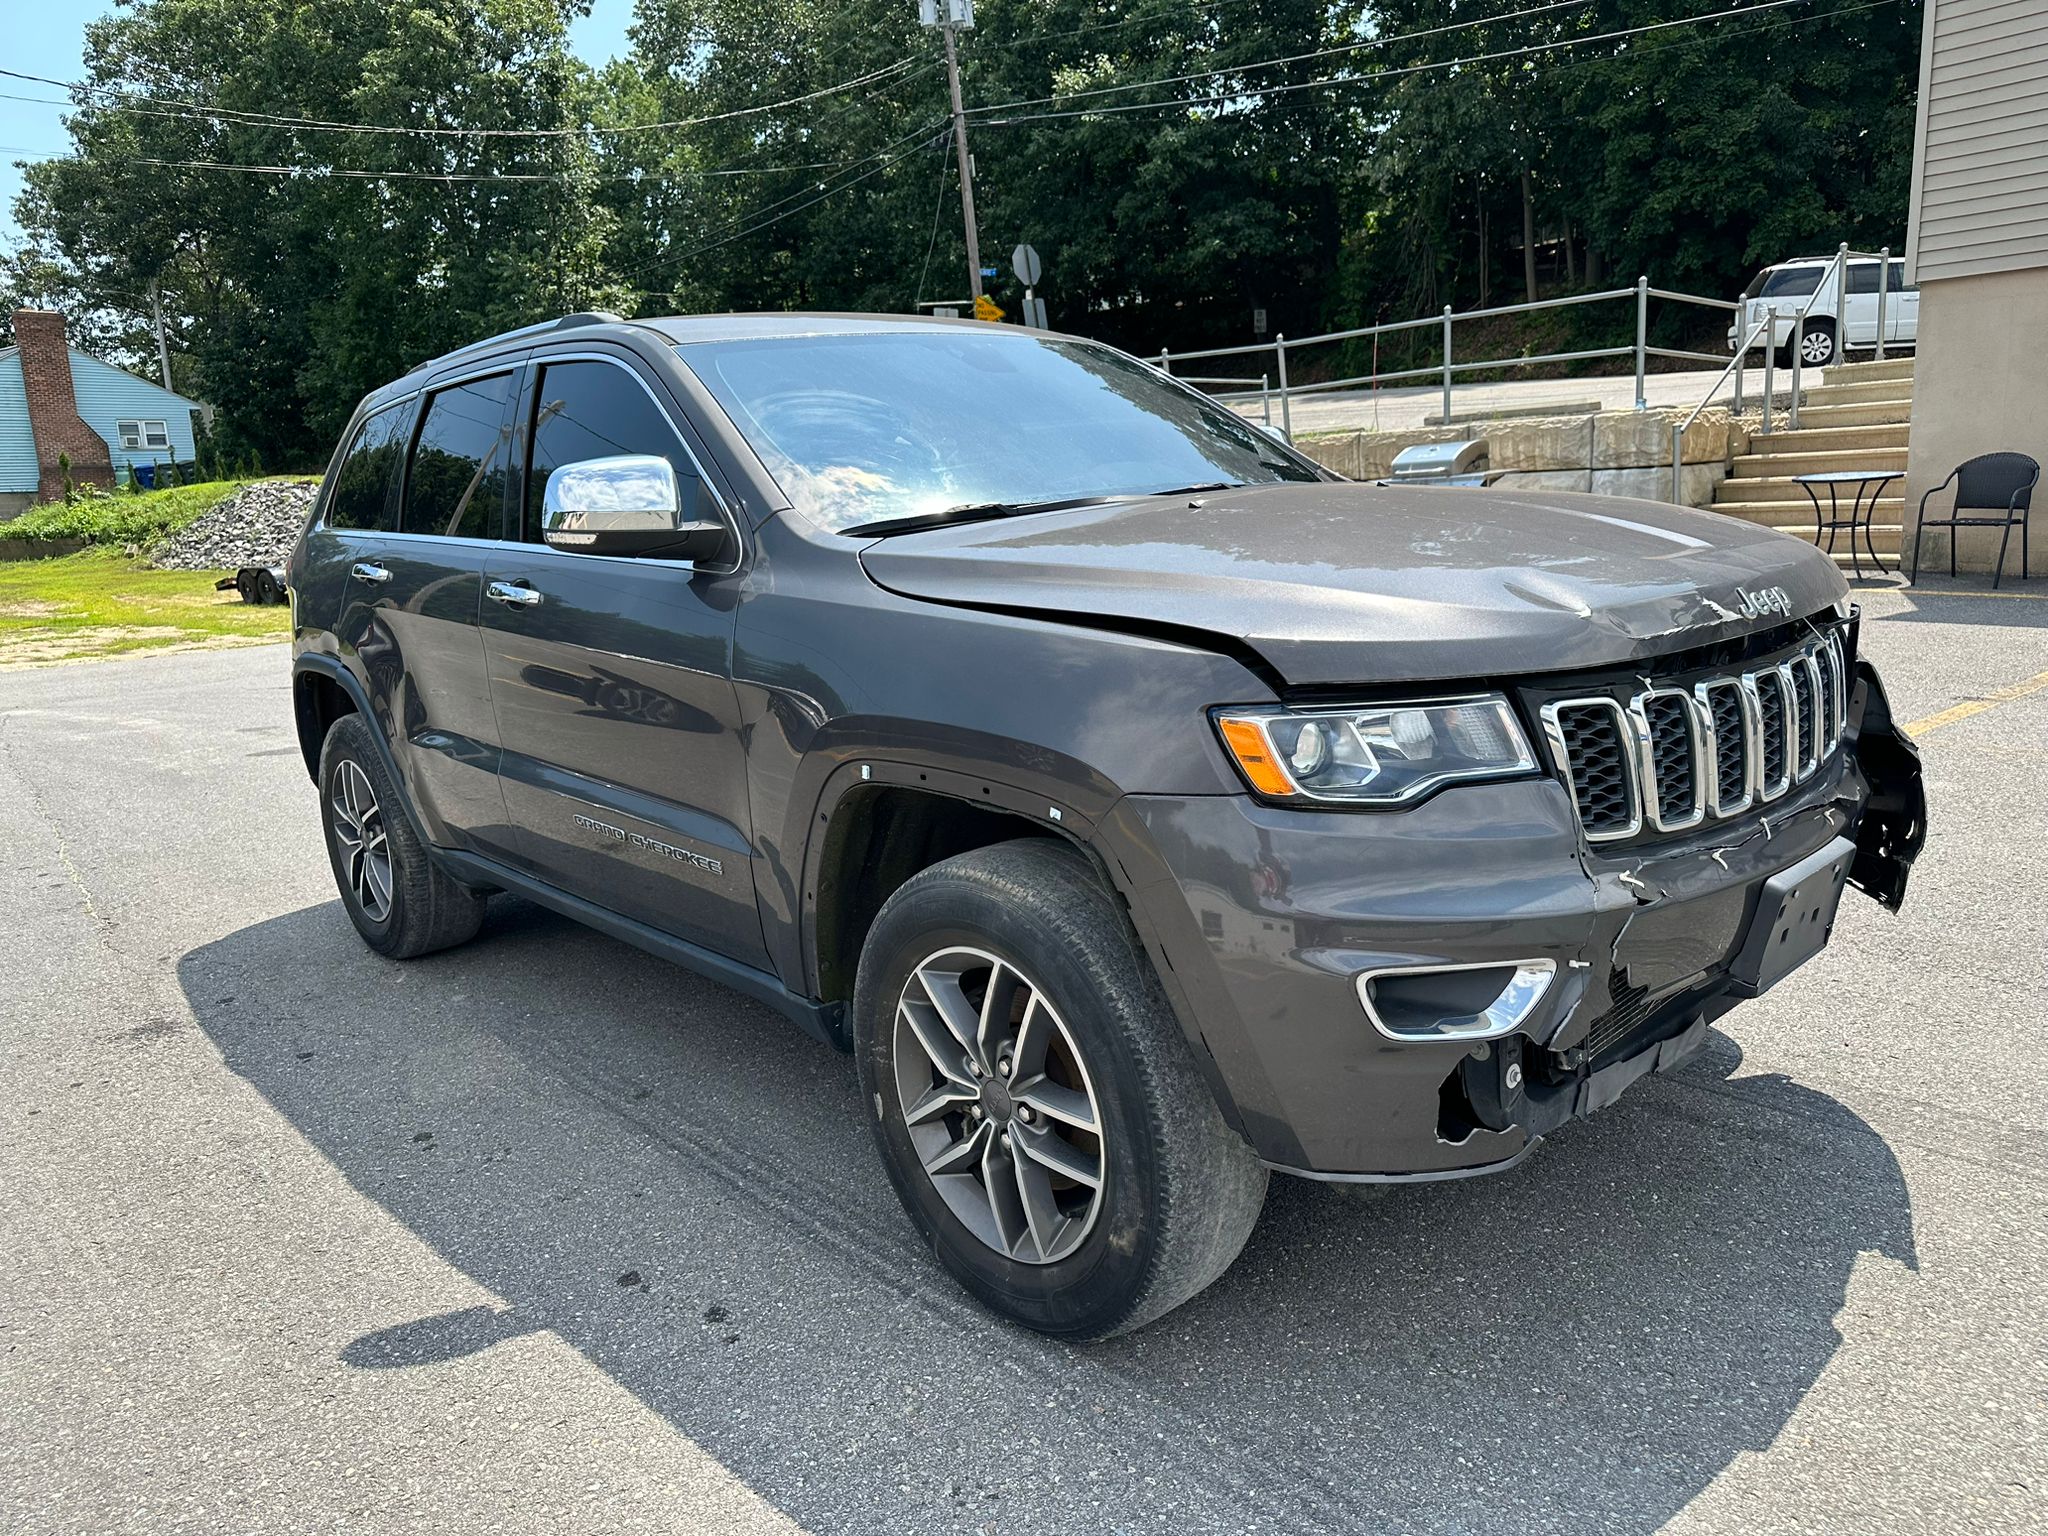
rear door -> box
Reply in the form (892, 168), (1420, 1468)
(328, 367), (521, 854)
(479, 351), (765, 966)
(1843, 262), (1883, 347)
(1886, 260), (1919, 344)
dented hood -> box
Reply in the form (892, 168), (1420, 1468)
(856, 483), (1849, 686)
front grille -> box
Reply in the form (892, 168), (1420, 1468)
(1540, 628), (1846, 845)
(1551, 701), (1635, 836)
(1789, 661), (1819, 778)
(1640, 693), (1700, 826)
(1755, 670), (1789, 793)
(1701, 680), (1748, 812)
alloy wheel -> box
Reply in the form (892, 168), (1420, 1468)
(1800, 330), (1834, 366)
(330, 759), (394, 923)
(893, 946), (1107, 1265)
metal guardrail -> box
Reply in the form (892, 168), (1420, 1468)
(1174, 374), (1273, 425)
(1668, 241), (1898, 501)
(1154, 278), (1741, 443)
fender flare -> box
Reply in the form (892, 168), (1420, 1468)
(796, 754), (1250, 1135)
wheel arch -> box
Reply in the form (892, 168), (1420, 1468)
(797, 758), (1250, 1137)
(291, 658), (427, 842)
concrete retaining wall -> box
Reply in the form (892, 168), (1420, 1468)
(1297, 407), (1747, 508)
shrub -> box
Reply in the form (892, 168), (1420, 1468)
(0, 480), (251, 546)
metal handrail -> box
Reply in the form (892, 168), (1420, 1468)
(1669, 240), (1900, 502)
(1158, 277), (1746, 441)
(1671, 313), (1775, 502)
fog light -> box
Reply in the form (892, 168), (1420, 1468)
(1357, 960), (1556, 1042)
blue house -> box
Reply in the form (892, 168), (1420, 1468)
(1, 308), (205, 518)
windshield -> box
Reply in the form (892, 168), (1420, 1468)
(675, 330), (1320, 532)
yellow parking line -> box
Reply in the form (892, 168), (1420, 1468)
(1903, 669), (2048, 739)
(1896, 587), (2048, 602)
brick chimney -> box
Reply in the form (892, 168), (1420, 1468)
(14, 309), (115, 502)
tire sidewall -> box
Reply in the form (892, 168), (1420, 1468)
(1801, 322), (1837, 368)
(854, 878), (1166, 1336)
(318, 717), (406, 951)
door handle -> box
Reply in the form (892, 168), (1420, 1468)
(486, 580), (542, 608)
(350, 562), (392, 584)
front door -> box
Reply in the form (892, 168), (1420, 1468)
(479, 353), (765, 967)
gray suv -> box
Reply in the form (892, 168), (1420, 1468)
(289, 312), (1925, 1338)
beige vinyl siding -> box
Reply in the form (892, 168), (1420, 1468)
(1906, 0), (2048, 283)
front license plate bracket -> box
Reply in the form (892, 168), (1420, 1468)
(1727, 835), (1857, 998)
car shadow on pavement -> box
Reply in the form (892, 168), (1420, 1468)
(179, 897), (1917, 1536)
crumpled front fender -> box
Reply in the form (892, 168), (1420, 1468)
(1848, 659), (1926, 912)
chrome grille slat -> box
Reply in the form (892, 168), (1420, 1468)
(1547, 631), (1846, 844)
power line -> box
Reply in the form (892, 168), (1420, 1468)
(973, 0), (1823, 127)
(968, 0), (1592, 117)
(0, 56), (922, 139)
(632, 131), (949, 298)
(913, 124), (957, 311)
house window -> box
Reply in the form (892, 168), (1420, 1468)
(117, 419), (171, 452)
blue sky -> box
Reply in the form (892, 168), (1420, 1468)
(0, 0), (637, 250)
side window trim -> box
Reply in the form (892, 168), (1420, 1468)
(396, 364), (521, 541)
(521, 347), (744, 567)
(314, 395), (418, 533)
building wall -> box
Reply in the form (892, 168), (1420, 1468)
(1904, 0), (2048, 286)
(0, 352), (35, 496)
(67, 353), (201, 479)
(1902, 267), (2048, 577)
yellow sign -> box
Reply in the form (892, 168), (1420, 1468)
(974, 294), (1006, 323)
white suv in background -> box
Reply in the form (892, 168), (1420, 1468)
(1728, 256), (1919, 368)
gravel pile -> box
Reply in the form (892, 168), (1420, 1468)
(151, 480), (320, 570)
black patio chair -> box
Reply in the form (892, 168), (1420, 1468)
(1911, 451), (2040, 590)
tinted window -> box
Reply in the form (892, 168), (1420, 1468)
(525, 360), (705, 540)
(324, 403), (411, 531)
(677, 331), (1319, 533)
(402, 372), (516, 537)
(1760, 268), (1824, 298)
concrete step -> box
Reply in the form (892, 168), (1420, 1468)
(1709, 498), (1905, 528)
(1821, 356), (1916, 387)
(1729, 446), (1909, 478)
(1707, 514), (1906, 556)
(1714, 473), (1906, 505)
(1783, 400), (1916, 428)
(1744, 422), (1911, 455)
(1796, 378), (1916, 408)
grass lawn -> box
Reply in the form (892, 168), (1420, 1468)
(0, 548), (290, 668)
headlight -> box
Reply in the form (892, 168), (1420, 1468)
(1214, 696), (1537, 804)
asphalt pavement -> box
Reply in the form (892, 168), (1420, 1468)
(2, 582), (2044, 1535)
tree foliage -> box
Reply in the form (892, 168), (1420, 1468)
(3, 0), (1925, 464)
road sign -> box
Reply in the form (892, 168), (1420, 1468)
(980, 266), (999, 278)
(1012, 244), (1042, 287)
(1021, 295), (1048, 330)
(974, 294), (1006, 323)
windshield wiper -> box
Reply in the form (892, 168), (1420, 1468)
(846, 494), (1116, 538)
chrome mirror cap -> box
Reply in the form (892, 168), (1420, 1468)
(540, 454), (724, 561)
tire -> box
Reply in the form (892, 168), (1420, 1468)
(853, 838), (1268, 1339)
(1795, 320), (1837, 369)
(317, 713), (488, 959)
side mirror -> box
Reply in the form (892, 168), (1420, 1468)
(541, 454), (726, 561)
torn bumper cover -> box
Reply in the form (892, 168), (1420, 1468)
(1120, 657), (1925, 1181)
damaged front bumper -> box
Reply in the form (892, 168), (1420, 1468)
(1120, 659), (1925, 1181)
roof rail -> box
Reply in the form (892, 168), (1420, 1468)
(410, 310), (631, 377)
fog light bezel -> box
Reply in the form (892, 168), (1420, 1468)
(1356, 958), (1558, 1043)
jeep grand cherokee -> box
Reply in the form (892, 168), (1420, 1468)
(288, 311), (1925, 1339)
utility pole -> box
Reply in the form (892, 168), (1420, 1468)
(922, 2), (983, 301)
(150, 281), (172, 391)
